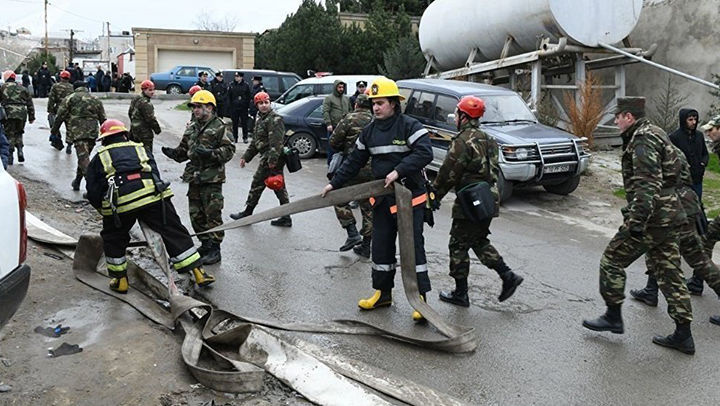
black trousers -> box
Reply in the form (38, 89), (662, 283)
(230, 107), (249, 140)
(101, 198), (201, 274)
(371, 196), (431, 294)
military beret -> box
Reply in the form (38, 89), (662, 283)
(613, 97), (646, 118)
(701, 115), (720, 131)
(355, 93), (371, 108)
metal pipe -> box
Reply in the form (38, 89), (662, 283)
(598, 42), (719, 90)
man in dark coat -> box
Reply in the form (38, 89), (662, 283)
(209, 72), (228, 118)
(227, 71), (251, 143)
(37, 62), (52, 97)
(669, 108), (708, 200)
(95, 66), (105, 92)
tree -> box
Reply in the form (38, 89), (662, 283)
(339, 0), (433, 15)
(650, 74), (689, 134)
(24, 51), (58, 76)
(563, 73), (604, 149)
(193, 11), (238, 32)
(378, 36), (425, 80)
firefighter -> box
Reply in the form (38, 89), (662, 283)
(321, 77), (434, 322)
(85, 119), (215, 293)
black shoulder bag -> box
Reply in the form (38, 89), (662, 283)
(456, 138), (496, 223)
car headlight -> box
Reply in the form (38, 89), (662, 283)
(515, 147), (529, 160)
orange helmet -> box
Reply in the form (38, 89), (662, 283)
(264, 174), (285, 191)
(457, 96), (485, 119)
(141, 80), (154, 90)
(60, 70), (71, 79)
(188, 85), (202, 96)
(2, 70), (16, 81)
(254, 91), (270, 105)
(98, 119), (128, 140)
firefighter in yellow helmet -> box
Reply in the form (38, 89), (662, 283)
(85, 119), (215, 293)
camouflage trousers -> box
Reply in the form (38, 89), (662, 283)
(74, 139), (95, 177)
(448, 218), (502, 280)
(600, 224), (692, 324)
(334, 199), (372, 237)
(188, 182), (224, 244)
(3, 118), (26, 149)
(704, 216), (720, 259)
(245, 161), (289, 208)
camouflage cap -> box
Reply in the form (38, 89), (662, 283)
(355, 93), (371, 108)
(73, 80), (88, 89)
(701, 115), (720, 131)
(613, 96), (646, 118)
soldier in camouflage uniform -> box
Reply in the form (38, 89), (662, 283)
(128, 80), (162, 153)
(699, 115), (720, 313)
(431, 96), (523, 307)
(583, 97), (696, 355)
(329, 93), (374, 256)
(47, 70), (74, 150)
(230, 91), (292, 227)
(161, 90), (235, 264)
(0, 70), (35, 164)
(51, 81), (106, 191)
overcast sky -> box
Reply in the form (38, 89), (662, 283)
(2, 0), (315, 40)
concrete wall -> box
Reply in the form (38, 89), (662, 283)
(625, 0), (720, 118)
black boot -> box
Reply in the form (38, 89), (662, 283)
(710, 315), (720, 326)
(629, 276), (659, 307)
(582, 304), (624, 334)
(270, 216), (292, 227)
(686, 275), (704, 296)
(353, 236), (371, 258)
(201, 242), (221, 265)
(652, 322), (695, 355)
(16, 145), (24, 162)
(230, 205), (255, 220)
(197, 240), (212, 257)
(71, 174), (83, 191)
(494, 261), (523, 302)
(439, 278), (469, 307)
(339, 224), (362, 251)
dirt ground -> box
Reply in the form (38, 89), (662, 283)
(0, 172), (307, 406)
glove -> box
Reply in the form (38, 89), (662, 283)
(161, 146), (177, 160)
(194, 146), (214, 159)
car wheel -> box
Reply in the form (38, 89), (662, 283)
(288, 133), (317, 159)
(543, 175), (581, 195)
(166, 85), (182, 95)
(497, 170), (513, 203)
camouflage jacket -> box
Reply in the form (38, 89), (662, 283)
(712, 140), (720, 157)
(173, 114), (235, 184)
(128, 94), (161, 141)
(0, 81), (35, 121)
(620, 118), (686, 231)
(51, 88), (106, 141)
(47, 81), (74, 115)
(432, 120), (500, 219)
(673, 145), (702, 219)
(329, 108), (373, 182)
(243, 109), (284, 168)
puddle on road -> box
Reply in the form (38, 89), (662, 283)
(42, 299), (111, 348)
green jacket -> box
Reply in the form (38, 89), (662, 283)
(128, 94), (161, 142)
(172, 114), (235, 184)
(243, 109), (285, 168)
(51, 87), (106, 142)
(322, 80), (351, 128)
(0, 81), (35, 121)
(47, 81), (74, 115)
(432, 120), (499, 219)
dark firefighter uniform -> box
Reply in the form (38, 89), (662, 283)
(329, 77), (433, 322)
(85, 119), (214, 292)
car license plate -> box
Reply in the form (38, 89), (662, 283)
(545, 164), (571, 174)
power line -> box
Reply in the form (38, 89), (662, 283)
(48, 2), (103, 23)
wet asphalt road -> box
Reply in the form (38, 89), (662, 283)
(14, 98), (720, 405)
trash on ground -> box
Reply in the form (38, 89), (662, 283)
(0, 383), (11, 392)
(34, 324), (70, 338)
(48, 342), (83, 358)
(43, 252), (64, 260)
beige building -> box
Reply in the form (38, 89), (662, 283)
(132, 27), (254, 88)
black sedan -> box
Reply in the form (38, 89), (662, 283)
(277, 96), (328, 159)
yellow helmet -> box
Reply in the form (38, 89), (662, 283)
(187, 90), (216, 107)
(368, 76), (404, 100)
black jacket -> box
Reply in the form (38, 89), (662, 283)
(227, 80), (251, 109)
(249, 83), (266, 115)
(37, 68), (52, 86)
(670, 108), (708, 185)
(331, 113), (433, 196)
(209, 79), (228, 113)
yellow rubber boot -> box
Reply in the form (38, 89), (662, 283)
(358, 290), (392, 310)
(412, 295), (427, 323)
(192, 267), (215, 287)
(109, 276), (129, 294)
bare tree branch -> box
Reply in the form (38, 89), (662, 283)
(193, 11), (239, 32)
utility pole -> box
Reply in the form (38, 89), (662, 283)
(44, 0), (48, 56)
(62, 29), (82, 66)
(106, 22), (111, 65)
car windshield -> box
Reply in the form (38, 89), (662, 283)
(479, 94), (537, 124)
(277, 97), (315, 115)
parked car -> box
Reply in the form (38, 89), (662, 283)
(397, 79), (591, 201)
(278, 96), (328, 159)
(0, 163), (30, 330)
(221, 69), (301, 101)
(274, 75), (381, 106)
(150, 65), (217, 94)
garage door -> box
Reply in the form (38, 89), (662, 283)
(157, 49), (234, 73)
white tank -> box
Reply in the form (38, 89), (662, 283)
(419, 0), (644, 71)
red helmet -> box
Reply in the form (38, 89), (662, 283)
(2, 70), (16, 81)
(254, 91), (270, 105)
(264, 174), (285, 191)
(188, 85), (202, 96)
(457, 96), (485, 119)
(98, 119), (128, 140)
(141, 80), (155, 90)
(60, 70), (71, 79)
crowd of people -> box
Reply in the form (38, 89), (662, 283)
(14, 62), (135, 97)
